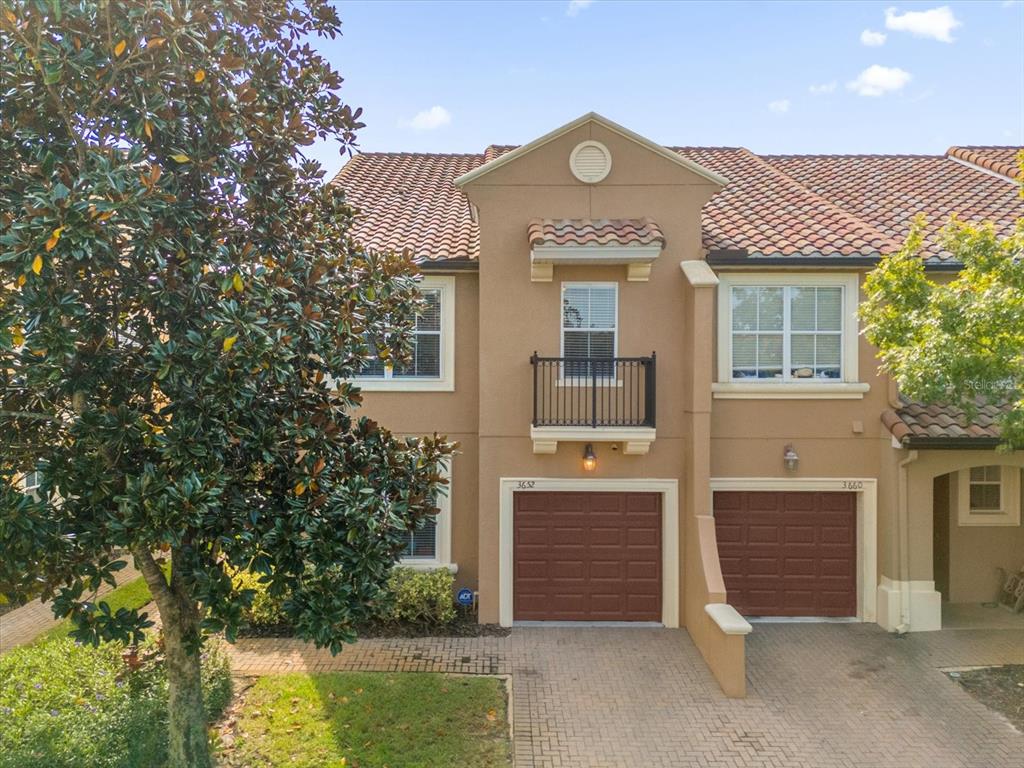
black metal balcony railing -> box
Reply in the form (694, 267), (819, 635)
(530, 353), (656, 428)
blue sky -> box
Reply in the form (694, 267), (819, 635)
(308, 1), (1024, 178)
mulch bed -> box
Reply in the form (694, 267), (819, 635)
(947, 665), (1024, 732)
(236, 611), (510, 640)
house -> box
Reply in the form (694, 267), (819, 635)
(332, 113), (1024, 697)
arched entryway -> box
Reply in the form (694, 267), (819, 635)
(931, 461), (1024, 629)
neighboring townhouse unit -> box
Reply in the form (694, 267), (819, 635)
(333, 113), (1024, 696)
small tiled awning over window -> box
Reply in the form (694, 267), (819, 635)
(527, 218), (665, 248)
(527, 218), (666, 281)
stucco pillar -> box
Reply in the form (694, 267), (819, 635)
(679, 260), (749, 697)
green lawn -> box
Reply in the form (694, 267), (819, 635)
(35, 575), (155, 644)
(223, 672), (511, 768)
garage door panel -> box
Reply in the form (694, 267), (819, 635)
(589, 527), (624, 546)
(548, 561), (586, 579)
(715, 523), (744, 544)
(821, 526), (853, 545)
(513, 491), (661, 622)
(747, 557), (782, 576)
(820, 558), (854, 577)
(783, 557), (816, 576)
(626, 527), (658, 546)
(783, 525), (816, 544)
(627, 594), (660, 614)
(747, 525), (781, 544)
(714, 490), (856, 617)
(626, 560), (659, 580)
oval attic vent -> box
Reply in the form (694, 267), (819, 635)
(569, 140), (612, 183)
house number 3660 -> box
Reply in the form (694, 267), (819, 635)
(842, 480), (864, 490)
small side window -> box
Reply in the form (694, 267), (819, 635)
(958, 466), (1020, 527)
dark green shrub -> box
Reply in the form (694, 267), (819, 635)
(0, 636), (232, 768)
(379, 567), (457, 627)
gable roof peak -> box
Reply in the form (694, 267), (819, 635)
(454, 111), (729, 188)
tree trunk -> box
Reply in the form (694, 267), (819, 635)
(135, 548), (212, 768)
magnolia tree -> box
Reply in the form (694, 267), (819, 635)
(0, 2), (452, 766)
(861, 194), (1024, 449)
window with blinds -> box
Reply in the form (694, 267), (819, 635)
(562, 283), (617, 377)
(731, 285), (843, 382)
(399, 516), (438, 559)
(23, 470), (40, 491)
(358, 288), (442, 380)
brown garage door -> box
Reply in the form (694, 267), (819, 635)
(514, 491), (661, 621)
(714, 491), (856, 617)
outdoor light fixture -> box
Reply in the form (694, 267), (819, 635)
(783, 444), (799, 472)
(582, 443), (597, 472)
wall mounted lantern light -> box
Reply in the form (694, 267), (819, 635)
(783, 443), (799, 472)
(582, 443), (597, 472)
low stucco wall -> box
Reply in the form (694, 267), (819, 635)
(685, 513), (747, 697)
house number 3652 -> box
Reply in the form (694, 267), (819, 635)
(516, 481), (536, 489)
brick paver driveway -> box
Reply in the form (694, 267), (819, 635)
(510, 623), (1024, 768)
(227, 623), (1024, 767)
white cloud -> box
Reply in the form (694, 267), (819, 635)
(846, 65), (912, 96)
(768, 99), (791, 114)
(808, 81), (838, 95)
(860, 29), (887, 46)
(884, 6), (961, 43)
(406, 106), (452, 131)
(566, 0), (593, 17)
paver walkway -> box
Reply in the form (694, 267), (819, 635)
(0, 563), (143, 653)
(226, 623), (1024, 768)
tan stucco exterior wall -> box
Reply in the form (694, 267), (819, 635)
(461, 121), (721, 625)
(355, 273), (481, 592)
(945, 468), (1024, 603)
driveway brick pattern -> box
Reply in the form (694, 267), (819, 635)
(227, 635), (510, 677)
(226, 623), (1024, 768)
(512, 624), (1024, 768)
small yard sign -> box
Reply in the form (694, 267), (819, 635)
(456, 588), (474, 607)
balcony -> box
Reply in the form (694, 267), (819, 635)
(529, 353), (657, 455)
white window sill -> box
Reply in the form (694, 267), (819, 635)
(397, 561), (459, 573)
(711, 382), (870, 400)
(353, 378), (454, 393)
(957, 516), (1020, 527)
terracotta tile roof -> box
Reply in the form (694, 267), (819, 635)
(528, 218), (665, 248)
(765, 153), (1024, 262)
(881, 397), (1011, 445)
(947, 146), (1022, 180)
(330, 152), (484, 261)
(674, 147), (902, 258)
(483, 144), (518, 163)
(328, 140), (1023, 264)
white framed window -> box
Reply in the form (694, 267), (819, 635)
(561, 282), (617, 378)
(399, 461), (453, 569)
(23, 470), (40, 492)
(355, 275), (455, 392)
(958, 465), (1021, 526)
(714, 274), (866, 398)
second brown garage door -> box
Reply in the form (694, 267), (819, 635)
(714, 490), (856, 617)
(514, 491), (661, 622)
